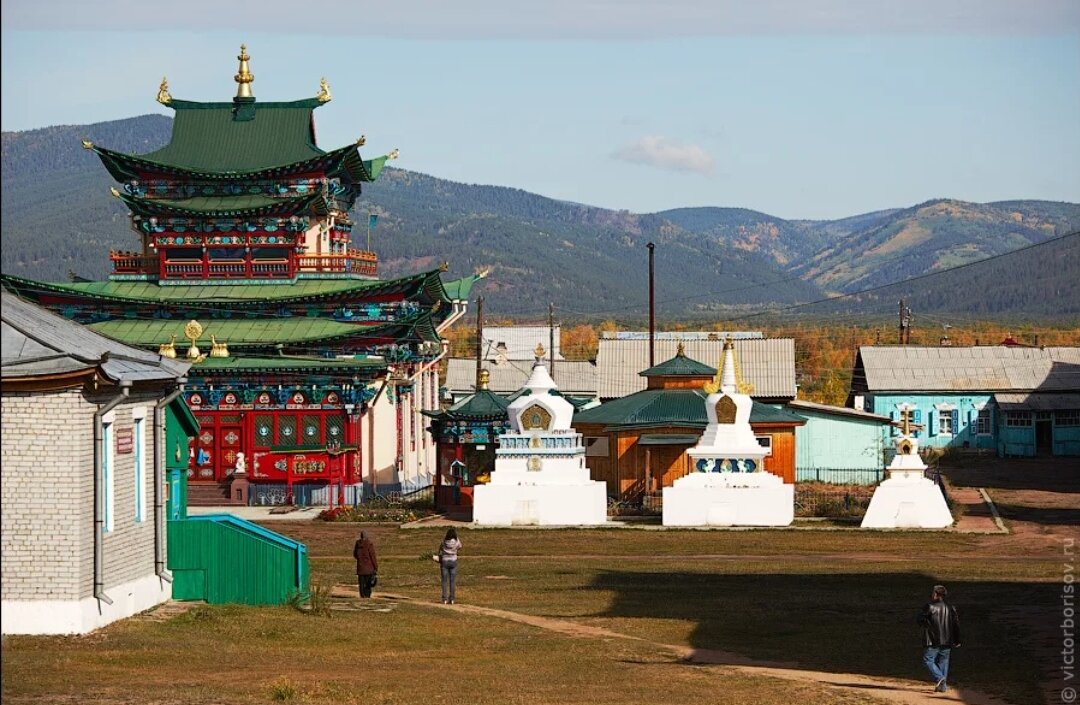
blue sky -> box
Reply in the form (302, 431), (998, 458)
(2, 1), (1078, 219)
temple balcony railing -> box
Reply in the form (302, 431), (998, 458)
(296, 249), (377, 277)
(110, 251), (158, 275)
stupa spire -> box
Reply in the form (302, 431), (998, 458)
(234, 44), (254, 99)
(720, 336), (737, 394)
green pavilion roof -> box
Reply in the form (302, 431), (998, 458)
(639, 351), (716, 377)
(88, 311), (440, 349)
(145, 98), (327, 173)
(572, 389), (805, 430)
(424, 389), (511, 422)
(116, 192), (330, 218)
(1, 269), (455, 308)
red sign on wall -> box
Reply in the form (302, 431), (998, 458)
(116, 429), (134, 454)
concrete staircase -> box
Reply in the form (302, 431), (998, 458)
(187, 481), (241, 506)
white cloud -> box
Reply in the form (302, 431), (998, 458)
(613, 136), (715, 175)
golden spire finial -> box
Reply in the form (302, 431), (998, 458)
(534, 343), (546, 359)
(356, 135), (367, 147)
(479, 369), (490, 390)
(157, 77), (172, 105)
(316, 77), (332, 103)
(234, 44), (254, 99)
(81, 139), (94, 150)
(676, 341), (685, 356)
(388, 148), (400, 160)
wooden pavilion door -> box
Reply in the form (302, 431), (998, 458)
(218, 423), (243, 481)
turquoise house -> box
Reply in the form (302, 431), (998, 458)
(786, 400), (891, 483)
(850, 346), (1080, 458)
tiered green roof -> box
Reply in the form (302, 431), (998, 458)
(88, 311), (441, 349)
(424, 389), (511, 422)
(193, 355), (385, 374)
(116, 192), (332, 218)
(1, 269), (468, 307)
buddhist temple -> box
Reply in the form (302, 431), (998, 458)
(2, 46), (482, 505)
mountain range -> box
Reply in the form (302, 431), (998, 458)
(2, 114), (1078, 318)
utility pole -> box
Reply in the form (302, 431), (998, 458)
(474, 295), (484, 389)
(647, 242), (656, 368)
(898, 299), (913, 345)
(549, 302), (556, 377)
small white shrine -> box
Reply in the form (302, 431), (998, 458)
(663, 338), (794, 527)
(861, 404), (953, 529)
(473, 345), (607, 526)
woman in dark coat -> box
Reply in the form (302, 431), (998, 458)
(353, 530), (378, 598)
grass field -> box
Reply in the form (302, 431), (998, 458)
(1, 521), (1069, 705)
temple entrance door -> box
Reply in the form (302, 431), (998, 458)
(218, 424), (243, 481)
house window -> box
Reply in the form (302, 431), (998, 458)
(938, 411), (954, 436)
(1004, 411), (1032, 427)
(1056, 410), (1080, 427)
(585, 437), (609, 457)
(134, 415), (146, 522)
(756, 435), (773, 456)
(975, 408), (992, 435)
(102, 420), (115, 532)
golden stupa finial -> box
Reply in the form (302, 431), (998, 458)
(316, 77), (332, 103)
(81, 139), (94, 150)
(209, 334), (230, 358)
(479, 369), (490, 390)
(234, 44), (254, 99)
(703, 336), (734, 395)
(534, 343), (546, 359)
(158, 334), (177, 359)
(184, 320), (204, 360)
(356, 135), (367, 147)
(388, 148), (400, 160)
(157, 77), (172, 105)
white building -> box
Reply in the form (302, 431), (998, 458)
(2, 292), (191, 634)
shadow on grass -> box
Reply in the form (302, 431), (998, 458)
(991, 503), (1080, 526)
(942, 457), (1080, 493)
(586, 570), (1053, 705)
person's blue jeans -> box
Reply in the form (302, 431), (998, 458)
(923, 646), (952, 687)
(441, 561), (457, 603)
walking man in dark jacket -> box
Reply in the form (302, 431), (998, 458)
(353, 530), (378, 598)
(918, 584), (961, 692)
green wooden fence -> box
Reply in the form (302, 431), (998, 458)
(167, 514), (309, 604)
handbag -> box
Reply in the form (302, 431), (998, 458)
(370, 574), (378, 588)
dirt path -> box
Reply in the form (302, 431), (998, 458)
(367, 590), (1017, 705)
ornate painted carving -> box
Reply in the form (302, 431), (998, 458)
(715, 396), (737, 424)
(521, 404), (552, 431)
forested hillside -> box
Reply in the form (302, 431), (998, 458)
(3, 114), (1078, 318)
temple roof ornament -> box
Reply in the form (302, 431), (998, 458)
(388, 149), (400, 160)
(479, 369), (490, 390)
(356, 135), (366, 146)
(209, 334), (230, 358)
(81, 139), (93, 150)
(676, 341), (686, 356)
(316, 77), (332, 103)
(234, 44), (254, 99)
(184, 320), (205, 360)
(158, 335), (177, 359)
(157, 77), (172, 106)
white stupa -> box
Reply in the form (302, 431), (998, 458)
(663, 338), (794, 527)
(861, 404), (953, 529)
(472, 344), (607, 526)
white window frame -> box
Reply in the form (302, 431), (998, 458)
(756, 435), (773, 456)
(934, 403), (956, 437)
(133, 407), (147, 523)
(102, 411), (115, 533)
(975, 407), (992, 436)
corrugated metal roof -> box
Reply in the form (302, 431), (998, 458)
(445, 358), (597, 397)
(2, 291), (189, 383)
(482, 326), (564, 360)
(994, 392), (1080, 411)
(856, 346), (1080, 392)
(787, 399), (892, 423)
(596, 338), (796, 399)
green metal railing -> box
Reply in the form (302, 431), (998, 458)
(168, 514), (308, 604)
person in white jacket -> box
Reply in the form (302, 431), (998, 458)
(438, 528), (462, 604)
